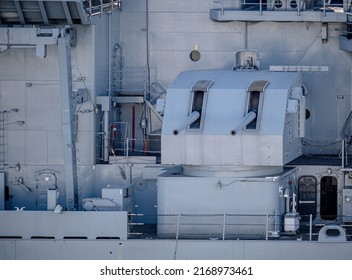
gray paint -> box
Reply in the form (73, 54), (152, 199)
(0, 173), (4, 210)
(0, 0), (352, 260)
(58, 29), (78, 210)
(1, 239), (352, 260)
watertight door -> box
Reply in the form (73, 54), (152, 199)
(320, 176), (338, 220)
(298, 176), (317, 221)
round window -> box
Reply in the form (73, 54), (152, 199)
(190, 50), (201, 62)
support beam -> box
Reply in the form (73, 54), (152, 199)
(62, 2), (73, 25)
(58, 28), (78, 211)
(75, 2), (89, 24)
(14, 0), (25, 25)
(38, 1), (49, 25)
(0, 1), (90, 25)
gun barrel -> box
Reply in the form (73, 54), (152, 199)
(173, 111), (200, 135)
(231, 111), (256, 135)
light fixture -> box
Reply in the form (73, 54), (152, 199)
(54, 204), (63, 214)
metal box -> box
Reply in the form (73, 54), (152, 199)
(47, 189), (58, 211)
(157, 169), (295, 239)
(284, 212), (300, 232)
(343, 189), (352, 223)
(102, 185), (133, 212)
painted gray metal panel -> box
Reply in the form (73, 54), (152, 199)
(339, 35), (352, 51)
(243, 241), (352, 260)
(157, 172), (291, 238)
(0, 173), (4, 210)
(26, 131), (48, 164)
(149, 0), (214, 12)
(2, 241), (16, 260)
(0, 0), (352, 261)
(209, 9), (347, 22)
(24, 47), (60, 80)
(48, 131), (65, 165)
(0, 0), (88, 24)
(0, 211), (128, 240)
(25, 84), (62, 130)
(0, 50), (25, 80)
(13, 240), (124, 260)
(1, 239), (352, 260)
(0, 241), (4, 259)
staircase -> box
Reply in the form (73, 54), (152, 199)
(145, 82), (166, 122)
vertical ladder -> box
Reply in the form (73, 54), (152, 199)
(111, 43), (122, 93)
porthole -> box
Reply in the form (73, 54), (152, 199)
(274, 0), (283, 8)
(290, 0), (297, 8)
(190, 50), (201, 62)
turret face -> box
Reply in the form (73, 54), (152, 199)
(161, 69), (305, 166)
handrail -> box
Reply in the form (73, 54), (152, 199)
(213, 0), (350, 16)
(130, 213), (352, 241)
(84, 0), (121, 16)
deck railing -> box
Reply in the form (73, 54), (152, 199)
(213, 0), (349, 16)
(129, 213), (352, 242)
(84, 0), (121, 16)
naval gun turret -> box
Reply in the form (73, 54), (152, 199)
(157, 50), (305, 239)
(173, 111), (200, 135)
(230, 111), (256, 135)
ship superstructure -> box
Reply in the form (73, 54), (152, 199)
(0, 0), (352, 259)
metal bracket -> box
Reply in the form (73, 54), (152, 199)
(72, 89), (89, 106)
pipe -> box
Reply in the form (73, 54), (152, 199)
(284, 188), (290, 214)
(108, 13), (112, 96)
(230, 111), (256, 135)
(292, 192), (297, 213)
(309, 214), (312, 241)
(103, 110), (109, 161)
(242, 22), (248, 49)
(222, 214), (226, 240)
(146, 0), (151, 98)
(132, 106), (135, 151)
(342, 139), (345, 168)
(265, 214), (269, 240)
(274, 210), (279, 233)
(173, 111), (200, 135)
